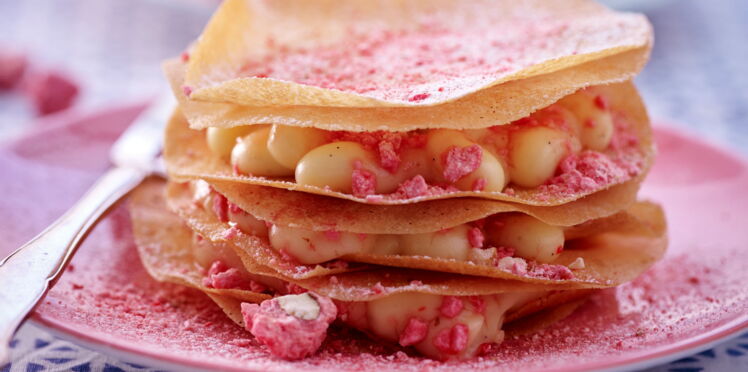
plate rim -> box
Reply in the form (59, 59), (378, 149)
(7, 104), (748, 371)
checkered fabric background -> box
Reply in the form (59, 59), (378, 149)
(1, 0), (747, 371)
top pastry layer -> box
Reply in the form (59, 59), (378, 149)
(182, 0), (652, 114)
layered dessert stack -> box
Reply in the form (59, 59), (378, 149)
(129, 0), (667, 361)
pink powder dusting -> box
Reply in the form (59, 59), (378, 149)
(399, 317), (429, 347)
(442, 144), (482, 183)
(236, 10), (645, 104)
(241, 294), (337, 360)
(433, 324), (469, 355)
(439, 296), (464, 319)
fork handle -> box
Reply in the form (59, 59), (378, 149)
(0, 167), (146, 365)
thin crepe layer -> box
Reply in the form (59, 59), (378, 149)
(184, 0), (652, 108)
(167, 47), (647, 132)
(164, 82), (653, 206)
(166, 181), (667, 287)
(207, 178), (640, 234)
(128, 178), (270, 304)
(132, 178), (593, 301)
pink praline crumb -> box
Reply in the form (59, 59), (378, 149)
(442, 145), (482, 183)
(467, 227), (484, 248)
(439, 296), (464, 318)
(399, 317), (429, 346)
(433, 323), (469, 355)
(241, 294), (337, 360)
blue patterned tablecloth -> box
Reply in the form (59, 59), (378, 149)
(1, 0), (747, 371)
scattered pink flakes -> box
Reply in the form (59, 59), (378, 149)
(378, 139), (401, 173)
(222, 225), (240, 239)
(329, 275), (339, 284)
(433, 323), (469, 355)
(496, 256), (528, 275)
(496, 247), (515, 259)
(228, 201), (243, 214)
(324, 229), (341, 241)
(228, 338), (254, 347)
(325, 260), (349, 270)
(399, 318), (429, 346)
(71, 283), (84, 290)
(182, 85), (192, 97)
(439, 296), (464, 318)
(203, 261), (249, 290)
(396, 175), (429, 198)
(504, 187), (516, 196)
(180, 51), (190, 63)
(468, 296), (487, 313)
(472, 177), (487, 191)
(528, 263), (574, 280)
(371, 282), (386, 295)
(467, 227), (485, 248)
(212, 193), (229, 222)
(478, 342), (499, 356)
(409, 280), (423, 286)
(25, 70), (79, 115)
(285, 283), (308, 294)
(540, 151), (629, 196)
(351, 164), (377, 198)
(442, 144), (482, 183)
(0, 51), (27, 90)
(408, 93), (431, 102)
(594, 94), (609, 110)
(249, 280), (267, 293)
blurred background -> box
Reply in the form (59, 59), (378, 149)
(1, 0), (747, 154)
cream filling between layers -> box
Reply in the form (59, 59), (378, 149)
(204, 87), (620, 198)
(191, 180), (571, 267)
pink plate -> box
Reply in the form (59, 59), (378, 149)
(1, 104), (747, 371)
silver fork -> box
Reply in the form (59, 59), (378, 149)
(0, 93), (174, 364)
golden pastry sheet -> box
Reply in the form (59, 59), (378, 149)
(166, 48), (648, 132)
(184, 0), (652, 110)
(166, 181), (667, 288)
(128, 178), (270, 304)
(208, 178), (640, 234)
